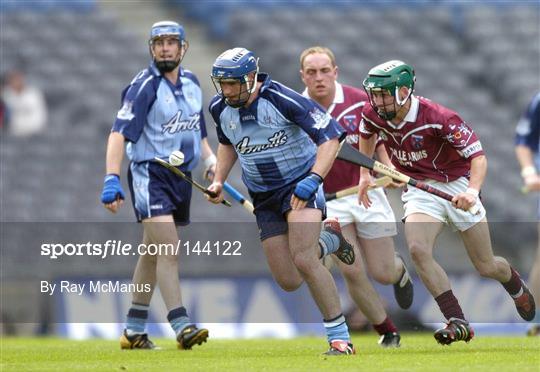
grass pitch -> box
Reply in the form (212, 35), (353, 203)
(1, 333), (539, 371)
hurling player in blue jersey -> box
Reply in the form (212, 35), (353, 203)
(515, 91), (540, 336)
(101, 21), (214, 350)
(207, 48), (356, 355)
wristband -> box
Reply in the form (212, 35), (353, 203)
(521, 165), (536, 178)
(105, 174), (120, 180)
(309, 171), (324, 184)
(465, 187), (479, 197)
(204, 154), (217, 168)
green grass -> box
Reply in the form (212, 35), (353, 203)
(1, 333), (539, 371)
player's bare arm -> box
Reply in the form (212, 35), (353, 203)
(207, 143), (237, 204)
(375, 144), (404, 189)
(291, 137), (339, 210)
(452, 155), (487, 211)
(103, 131), (126, 213)
(200, 138), (217, 181)
(516, 145), (540, 192)
(311, 137), (341, 178)
(358, 135), (377, 208)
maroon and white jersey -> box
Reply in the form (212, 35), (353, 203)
(304, 82), (380, 193)
(360, 96), (484, 182)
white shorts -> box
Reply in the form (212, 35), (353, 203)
(401, 177), (486, 231)
(326, 187), (397, 239)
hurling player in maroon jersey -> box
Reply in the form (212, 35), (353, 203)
(300, 47), (414, 347)
(358, 60), (536, 345)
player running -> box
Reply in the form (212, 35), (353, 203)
(207, 47), (356, 355)
(358, 60), (536, 345)
(515, 91), (540, 336)
(300, 46), (413, 347)
(101, 21), (215, 350)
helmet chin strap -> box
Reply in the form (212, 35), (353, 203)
(395, 86), (412, 106)
(247, 73), (257, 94)
(155, 59), (180, 73)
(245, 60), (259, 94)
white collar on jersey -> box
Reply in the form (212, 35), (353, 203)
(302, 81), (343, 113)
(389, 95), (420, 130)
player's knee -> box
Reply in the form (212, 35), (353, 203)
(341, 265), (364, 284)
(371, 269), (394, 285)
(140, 252), (158, 265)
(408, 241), (431, 265)
(275, 275), (303, 292)
(291, 252), (317, 276)
(475, 262), (498, 278)
(156, 252), (178, 265)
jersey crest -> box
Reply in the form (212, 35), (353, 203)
(343, 114), (358, 131)
(411, 134), (424, 149)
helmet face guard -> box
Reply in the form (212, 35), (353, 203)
(148, 21), (188, 73)
(211, 48), (259, 108)
(363, 60), (415, 121)
(211, 74), (257, 108)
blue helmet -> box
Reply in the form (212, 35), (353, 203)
(149, 21), (185, 42)
(211, 48), (259, 108)
(148, 21), (188, 73)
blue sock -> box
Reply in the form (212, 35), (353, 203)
(167, 306), (191, 335)
(319, 230), (340, 258)
(323, 314), (350, 343)
(125, 303), (149, 335)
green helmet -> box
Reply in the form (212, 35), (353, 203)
(362, 60), (415, 120)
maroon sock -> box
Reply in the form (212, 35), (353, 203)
(501, 267), (522, 296)
(435, 290), (465, 321)
(373, 316), (398, 335)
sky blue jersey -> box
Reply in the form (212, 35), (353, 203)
(112, 63), (207, 171)
(209, 73), (344, 192)
(515, 92), (540, 168)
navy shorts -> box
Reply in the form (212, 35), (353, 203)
(249, 178), (326, 241)
(127, 161), (192, 225)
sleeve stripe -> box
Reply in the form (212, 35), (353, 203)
(401, 124), (443, 143)
(267, 88), (304, 110)
(135, 75), (154, 98)
(361, 114), (414, 146)
(209, 98), (222, 112)
(336, 102), (365, 122)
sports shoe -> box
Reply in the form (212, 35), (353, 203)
(176, 324), (209, 350)
(378, 332), (401, 348)
(393, 253), (414, 309)
(434, 318), (474, 345)
(120, 330), (157, 349)
(323, 218), (355, 265)
(526, 324), (540, 336)
(323, 340), (355, 355)
(513, 281), (536, 321)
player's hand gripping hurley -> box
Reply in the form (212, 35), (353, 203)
(205, 169), (254, 213)
(337, 143), (480, 214)
(154, 157), (232, 207)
